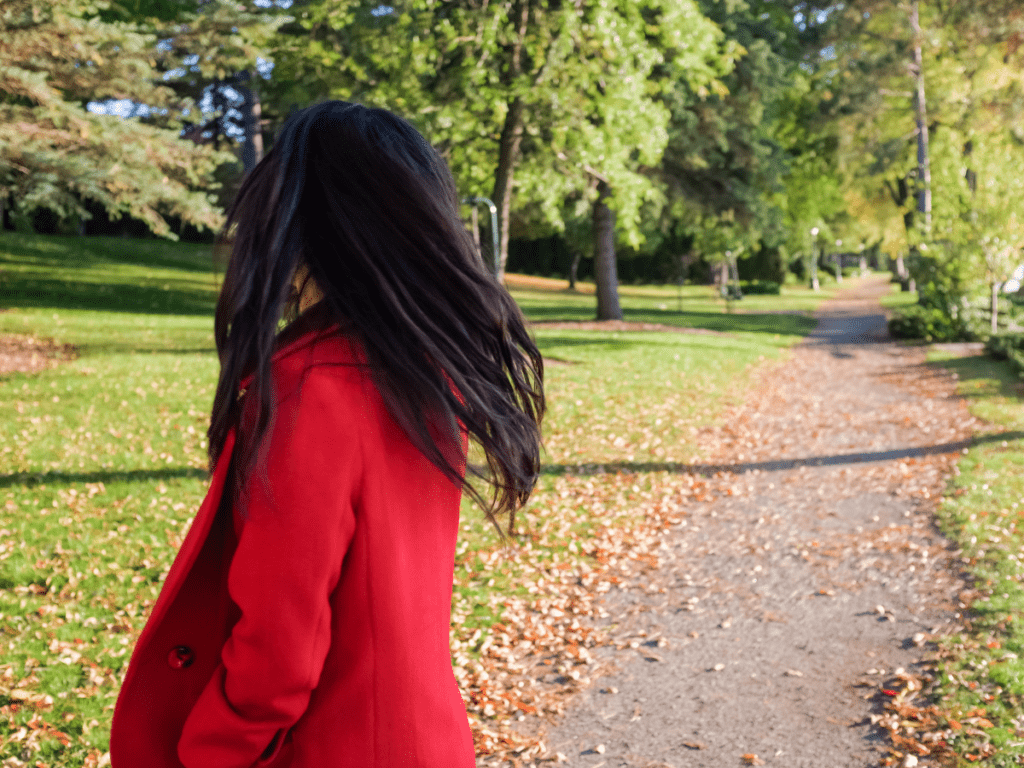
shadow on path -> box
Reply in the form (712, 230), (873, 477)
(542, 430), (1024, 477)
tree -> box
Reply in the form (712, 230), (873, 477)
(771, 80), (845, 290)
(131, 1), (285, 173)
(521, 0), (727, 318)
(268, 0), (726, 318)
(926, 111), (1024, 333)
(643, 0), (862, 300)
(812, 0), (1024, 336)
(809, 0), (935, 286)
(658, 0), (794, 249)
(0, 0), (226, 236)
(269, 0), (551, 274)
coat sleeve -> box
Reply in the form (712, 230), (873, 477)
(178, 368), (361, 768)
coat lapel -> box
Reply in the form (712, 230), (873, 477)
(120, 428), (237, 691)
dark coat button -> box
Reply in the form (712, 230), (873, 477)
(167, 645), (195, 669)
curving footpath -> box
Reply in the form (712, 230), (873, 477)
(541, 276), (980, 768)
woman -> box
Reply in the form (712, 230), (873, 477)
(110, 101), (544, 768)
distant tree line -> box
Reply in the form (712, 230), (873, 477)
(2, 0), (1022, 322)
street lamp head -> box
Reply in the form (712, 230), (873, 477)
(836, 239), (842, 247)
(810, 227), (819, 236)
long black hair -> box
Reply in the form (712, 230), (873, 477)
(208, 101), (544, 532)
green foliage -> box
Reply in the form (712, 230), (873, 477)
(0, 0), (231, 237)
(888, 303), (972, 342)
(912, 240), (975, 313)
(928, 124), (1024, 295)
(888, 244), (990, 340)
(817, 0), (1024, 299)
(659, 0), (799, 255)
(269, 0), (729, 247)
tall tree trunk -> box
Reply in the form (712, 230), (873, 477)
(964, 140), (977, 193)
(900, 197), (915, 291)
(992, 280), (1000, 335)
(492, 97), (524, 283)
(910, 1), (932, 232)
(239, 74), (264, 173)
(885, 177), (914, 288)
(490, 0), (530, 283)
(593, 181), (622, 320)
(568, 250), (581, 290)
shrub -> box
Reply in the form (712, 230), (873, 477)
(985, 333), (1024, 378)
(888, 304), (973, 342)
(740, 280), (781, 295)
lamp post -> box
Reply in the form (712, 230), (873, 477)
(809, 227), (820, 291)
(834, 239), (843, 284)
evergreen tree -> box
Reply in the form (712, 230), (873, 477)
(0, 0), (227, 237)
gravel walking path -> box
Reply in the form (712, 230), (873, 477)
(542, 276), (982, 768)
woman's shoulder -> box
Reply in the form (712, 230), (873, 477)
(266, 326), (381, 430)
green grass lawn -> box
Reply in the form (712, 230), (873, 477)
(0, 231), (836, 764)
(919, 350), (1024, 765)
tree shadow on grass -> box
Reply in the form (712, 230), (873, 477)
(541, 431), (1024, 477)
(0, 467), (209, 489)
(1, 232), (219, 316)
(0, 232), (217, 274)
(0, 274), (217, 316)
(927, 354), (1023, 400)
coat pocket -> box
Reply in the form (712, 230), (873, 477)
(254, 727), (293, 767)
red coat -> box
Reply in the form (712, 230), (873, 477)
(110, 326), (475, 768)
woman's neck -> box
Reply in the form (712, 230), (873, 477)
(293, 265), (324, 313)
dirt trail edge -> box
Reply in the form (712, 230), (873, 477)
(541, 276), (981, 768)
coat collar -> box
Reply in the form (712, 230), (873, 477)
(239, 307), (342, 392)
